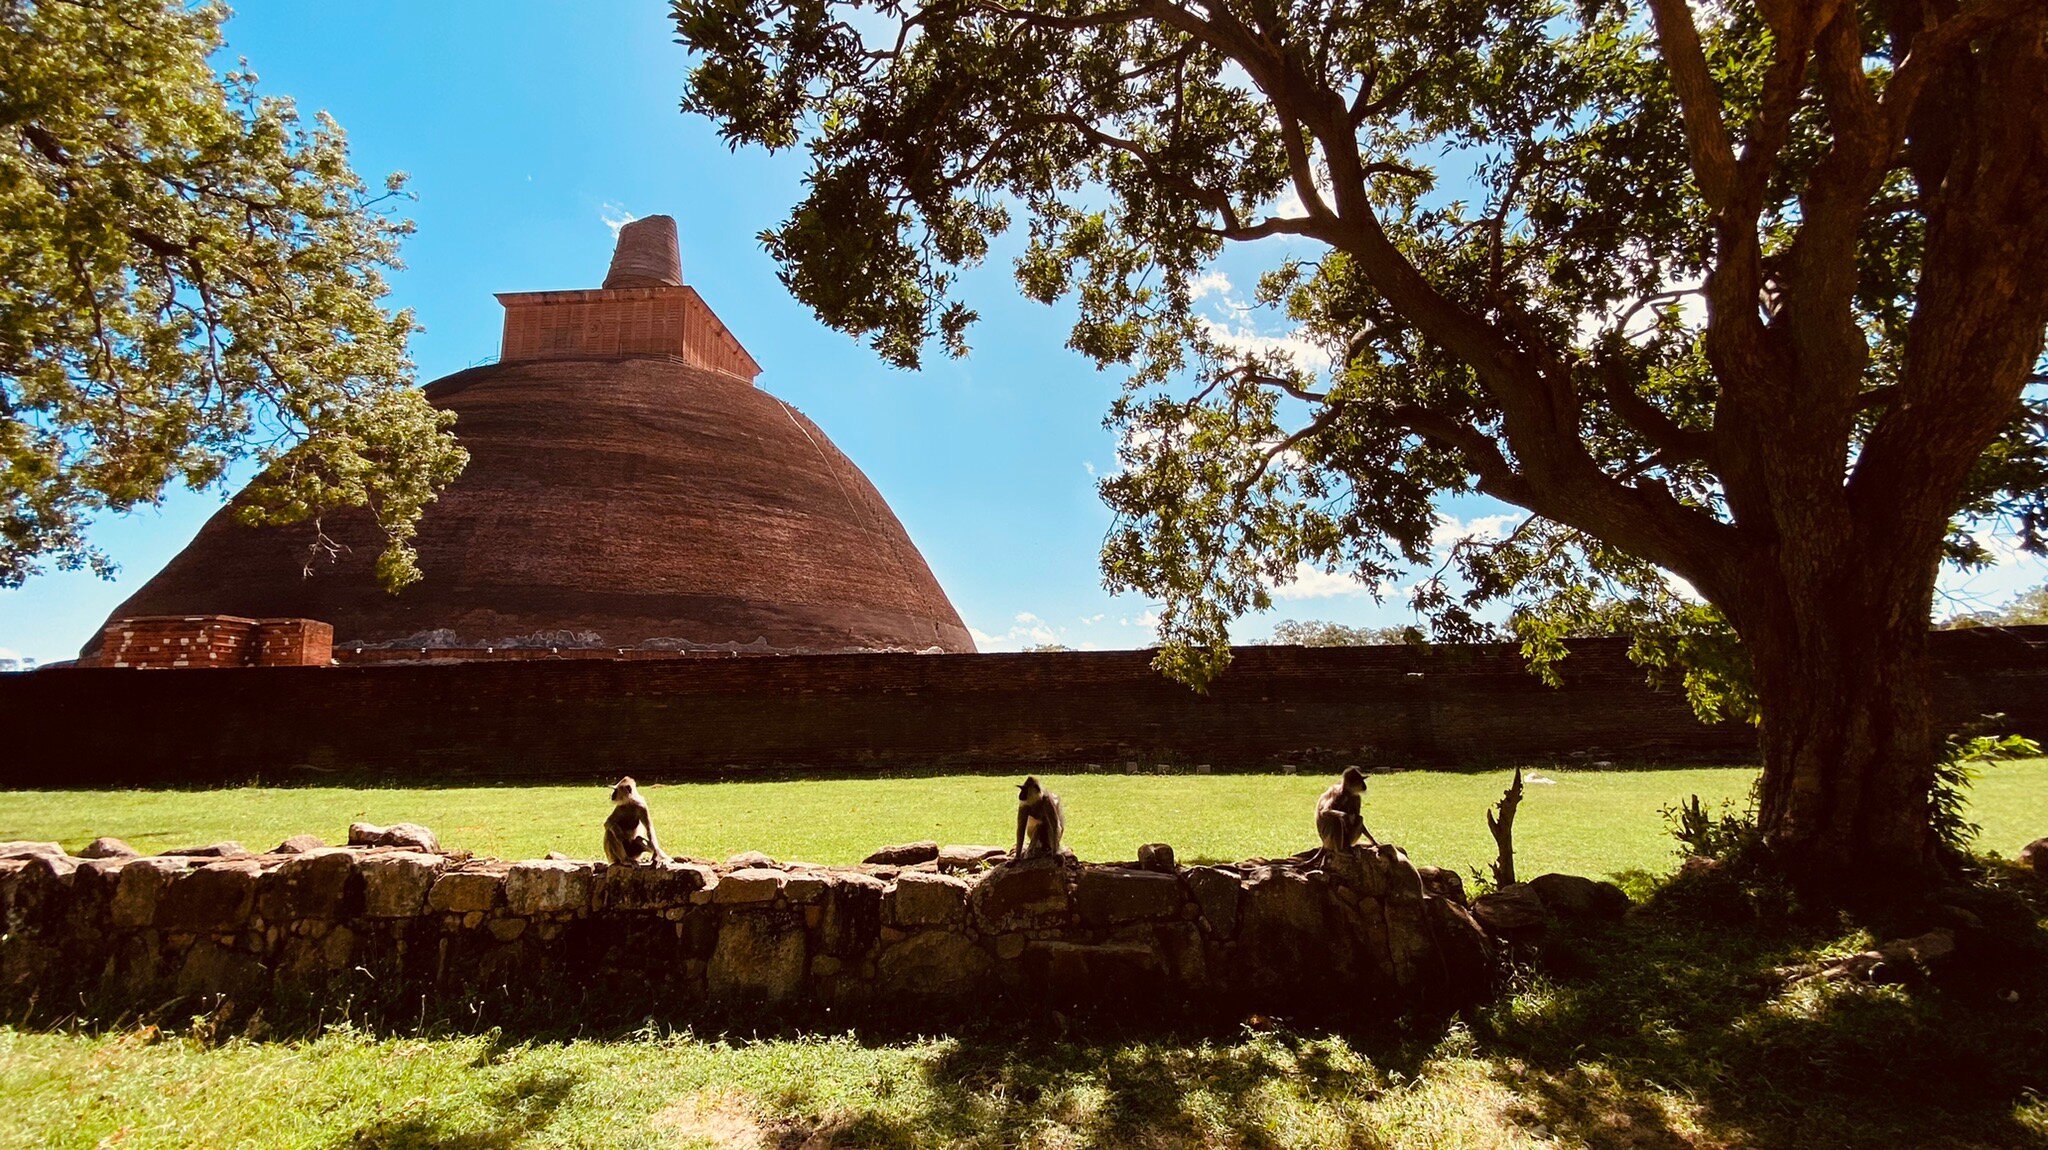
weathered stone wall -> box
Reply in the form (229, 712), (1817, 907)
(11, 629), (2048, 785)
(0, 838), (1494, 1030)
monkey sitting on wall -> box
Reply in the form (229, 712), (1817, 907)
(1011, 775), (1065, 862)
(604, 776), (670, 865)
(1313, 766), (1379, 865)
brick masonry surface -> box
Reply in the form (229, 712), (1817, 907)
(77, 355), (976, 660)
(7, 629), (2048, 785)
(87, 616), (333, 669)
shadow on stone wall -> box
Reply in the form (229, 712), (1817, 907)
(0, 830), (1509, 1035)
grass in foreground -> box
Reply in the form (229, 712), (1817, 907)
(1, 759), (2042, 880)
(2, 864), (2044, 1149)
(3, 766), (2043, 1146)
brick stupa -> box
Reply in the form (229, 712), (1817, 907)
(82, 216), (976, 657)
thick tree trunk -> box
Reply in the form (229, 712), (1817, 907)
(1741, 572), (1944, 896)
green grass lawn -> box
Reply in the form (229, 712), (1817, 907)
(2, 760), (2042, 880)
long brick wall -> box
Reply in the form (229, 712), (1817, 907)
(6, 628), (2048, 786)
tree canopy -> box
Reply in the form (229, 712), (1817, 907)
(1265, 619), (1420, 647)
(677, 0), (2048, 886)
(1942, 583), (2048, 629)
(1, 0), (466, 590)
(677, 0), (2045, 671)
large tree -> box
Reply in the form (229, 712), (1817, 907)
(674, 0), (2048, 892)
(2, 0), (466, 591)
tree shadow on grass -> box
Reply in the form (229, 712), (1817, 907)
(331, 1067), (579, 1150)
(1473, 873), (2048, 1150)
(703, 1018), (1453, 1150)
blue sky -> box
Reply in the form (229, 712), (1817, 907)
(0, 0), (2041, 665)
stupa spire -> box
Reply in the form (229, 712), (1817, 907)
(603, 215), (683, 289)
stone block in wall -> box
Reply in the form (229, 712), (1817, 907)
(175, 940), (265, 1003)
(1382, 897), (1437, 991)
(360, 852), (445, 917)
(348, 822), (441, 853)
(816, 872), (884, 956)
(1233, 867), (1335, 995)
(7, 856), (78, 936)
(0, 859), (26, 924)
(874, 930), (993, 1000)
(258, 849), (358, 921)
(863, 842), (938, 866)
(885, 872), (968, 926)
(111, 857), (189, 928)
(1026, 940), (1170, 1004)
(428, 866), (508, 914)
(1319, 849), (1392, 899)
(1469, 884), (1547, 942)
(967, 863), (1069, 933)
(67, 857), (127, 938)
(505, 860), (593, 916)
(1075, 867), (1183, 926)
(936, 845), (1007, 873)
(781, 870), (832, 903)
(595, 862), (708, 911)
(713, 867), (784, 904)
(1417, 866), (1466, 906)
(1185, 867), (1242, 936)
(1425, 899), (1496, 1007)
(158, 859), (261, 931)
(707, 911), (806, 1005)
(1526, 872), (1630, 921)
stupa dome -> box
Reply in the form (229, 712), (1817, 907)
(82, 216), (975, 657)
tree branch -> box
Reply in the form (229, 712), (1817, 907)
(1601, 359), (1713, 464)
(1645, 0), (1738, 209)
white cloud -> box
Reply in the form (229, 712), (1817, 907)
(599, 202), (638, 237)
(971, 612), (1063, 651)
(1189, 270), (1233, 299)
(1080, 613), (1106, 625)
(1430, 512), (1522, 553)
(1270, 562), (1371, 600)
(1197, 315), (1333, 371)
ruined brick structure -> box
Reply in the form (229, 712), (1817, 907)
(79, 216), (974, 660)
(88, 616), (332, 669)
(0, 837), (1494, 1029)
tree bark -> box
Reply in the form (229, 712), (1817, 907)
(1740, 562), (1945, 896)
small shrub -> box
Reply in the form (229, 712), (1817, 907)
(1931, 716), (2040, 859)
(1662, 792), (1759, 863)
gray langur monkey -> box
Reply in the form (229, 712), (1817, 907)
(1011, 775), (1065, 861)
(1314, 766), (1379, 863)
(604, 776), (670, 865)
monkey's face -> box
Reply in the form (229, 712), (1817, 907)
(610, 778), (635, 803)
(1343, 768), (1367, 794)
(1017, 777), (1041, 802)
